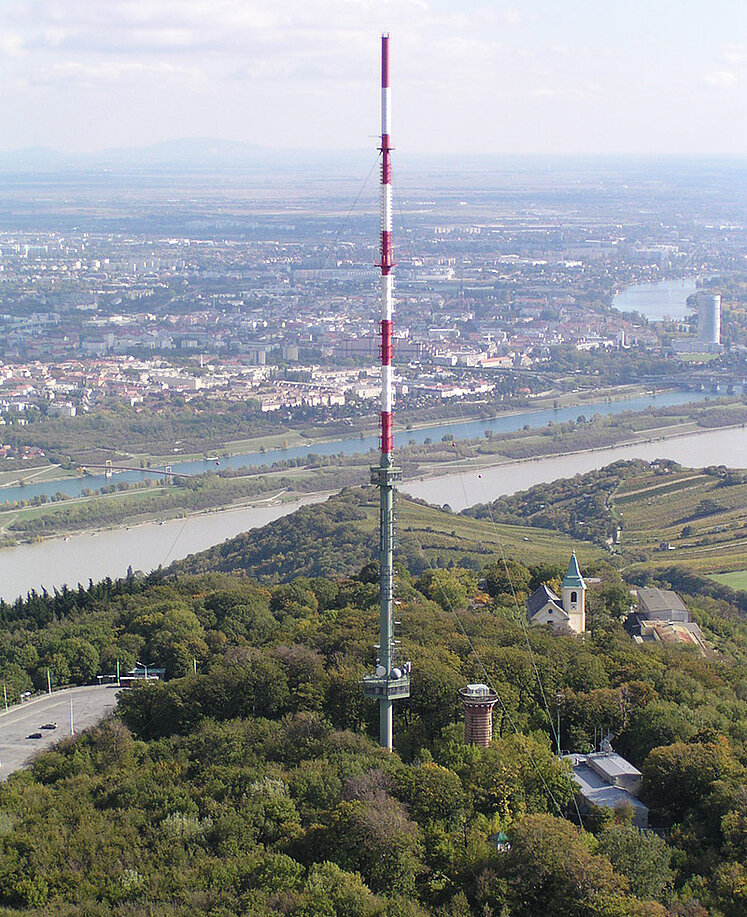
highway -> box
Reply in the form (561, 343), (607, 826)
(0, 684), (120, 779)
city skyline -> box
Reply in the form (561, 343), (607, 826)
(0, 0), (744, 157)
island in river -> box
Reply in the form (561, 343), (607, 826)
(0, 389), (724, 546)
(2, 394), (746, 601)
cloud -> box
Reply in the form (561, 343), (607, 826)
(2, 0), (468, 89)
(720, 43), (744, 65)
(1, 0), (745, 154)
(0, 30), (25, 57)
(27, 59), (202, 89)
(7, 0), (434, 55)
(702, 70), (738, 89)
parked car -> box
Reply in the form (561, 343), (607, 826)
(40, 723), (57, 730)
(27, 733), (42, 739)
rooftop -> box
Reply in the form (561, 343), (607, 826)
(637, 587), (689, 618)
(586, 751), (641, 783)
(561, 550), (585, 590)
(570, 763), (649, 817)
(526, 583), (563, 618)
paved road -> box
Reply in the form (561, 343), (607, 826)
(0, 684), (120, 779)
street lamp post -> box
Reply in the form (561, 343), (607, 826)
(555, 692), (563, 757)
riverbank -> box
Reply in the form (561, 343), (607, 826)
(0, 383), (661, 491)
(403, 424), (747, 511)
(0, 393), (735, 547)
(3, 417), (747, 601)
(0, 388), (712, 510)
(0, 493), (331, 601)
(0, 484), (317, 550)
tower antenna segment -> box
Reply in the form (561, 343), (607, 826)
(363, 33), (411, 750)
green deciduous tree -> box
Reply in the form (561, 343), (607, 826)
(502, 813), (626, 916)
(642, 739), (740, 824)
(326, 793), (424, 894)
(595, 821), (674, 902)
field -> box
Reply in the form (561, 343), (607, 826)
(398, 498), (605, 570)
(708, 569), (747, 590)
(611, 466), (747, 576)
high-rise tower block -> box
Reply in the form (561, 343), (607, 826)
(697, 292), (721, 346)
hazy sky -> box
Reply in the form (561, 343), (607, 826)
(1, 0), (745, 155)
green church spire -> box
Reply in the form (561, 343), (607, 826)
(562, 551), (585, 590)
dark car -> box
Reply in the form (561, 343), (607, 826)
(40, 723), (57, 730)
(27, 732), (42, 739)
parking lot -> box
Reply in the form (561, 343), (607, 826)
(0, 684), (120, 779)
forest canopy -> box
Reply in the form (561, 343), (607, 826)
(0, 518), (745, 916)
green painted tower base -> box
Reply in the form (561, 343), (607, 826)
(363, 461), (410, 750)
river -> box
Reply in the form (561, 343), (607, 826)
(0, 421), (743, 602)
(403, 426), (747, 511)
(0, 389), (708, 505)
(0, 494), (328, 603)
(613, 277), (697, 321)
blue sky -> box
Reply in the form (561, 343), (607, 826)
(0, 0), (744, 155)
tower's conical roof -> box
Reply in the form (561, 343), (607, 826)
(562, 550), (585, 589)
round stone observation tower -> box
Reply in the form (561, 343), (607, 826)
(459, 683), (499, 747)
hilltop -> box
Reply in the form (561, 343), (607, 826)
(0, 462), (745, 913)
(466, 459), (747, 583)
(169, 460), (747, 614)
(0, 533), (745, 912)
(169, 486), (604, 583)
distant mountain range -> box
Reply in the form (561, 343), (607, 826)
(0, 137), (373, 174)
(0, 139), (743, 190)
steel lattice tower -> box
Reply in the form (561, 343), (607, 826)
(362, 34), (411, 750)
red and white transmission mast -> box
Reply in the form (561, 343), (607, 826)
(380, 32), (394, 458)
(363, 34), (411, 750)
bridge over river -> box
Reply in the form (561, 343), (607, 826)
(80, 461), (194, 480)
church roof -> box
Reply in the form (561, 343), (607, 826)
(562, 551), (585, 590)
(526, 583), (564, 619)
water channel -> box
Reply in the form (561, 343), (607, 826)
(0, 495), (328, 603)
(1, 390), (708, 506)
(0, 406), (740, 603)
(404, 426), (747, 512)
(0, 277), (726, 600)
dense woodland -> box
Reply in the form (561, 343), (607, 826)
(0, 483), (746, 915)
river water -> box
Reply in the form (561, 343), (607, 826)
(0, 280), (720, 600)
(403, 426), (747, 511)
(613, 277), (697, 321)
(0, 278), (719, 600)
(0, 390), (708, 506)
(0, 420), (743, 602)
(0, 495), (328, 602)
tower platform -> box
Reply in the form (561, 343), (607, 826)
(363, 672), (411, 699)
(370, 464), (401, 486)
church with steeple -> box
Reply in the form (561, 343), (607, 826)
(526, 551), (586, 635)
